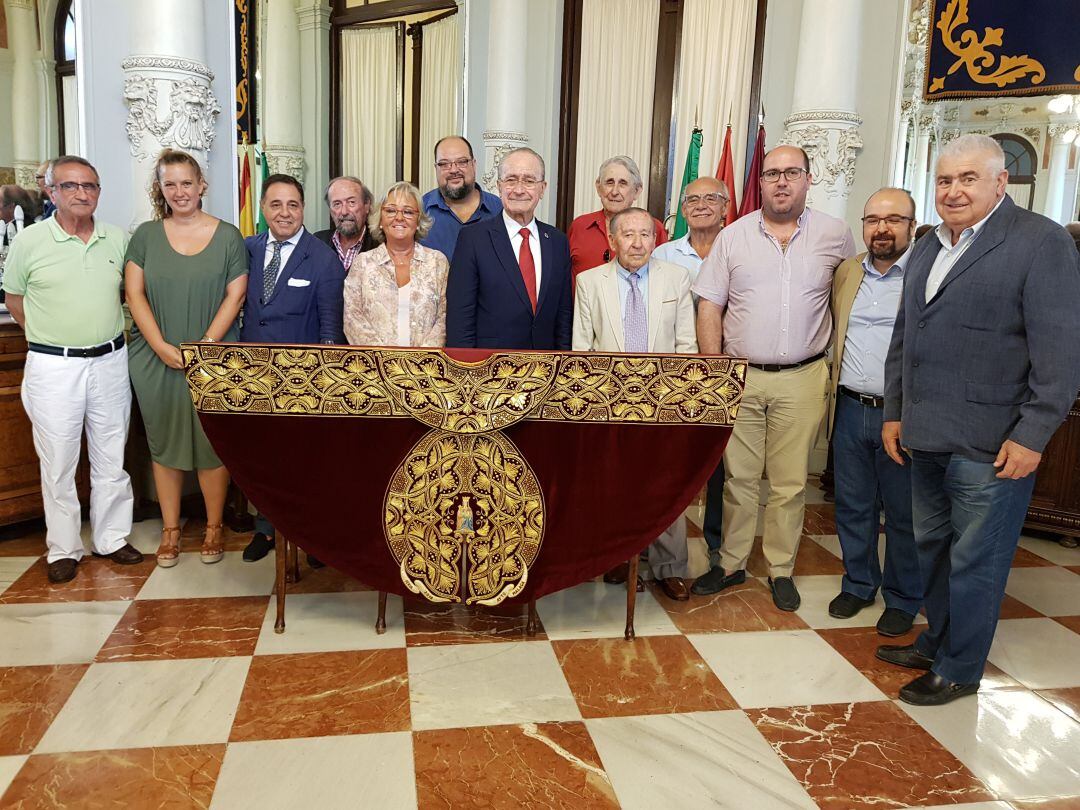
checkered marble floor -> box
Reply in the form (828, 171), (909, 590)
(1, 487), (1079, 809)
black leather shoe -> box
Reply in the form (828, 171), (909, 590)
(828, 591), (875, 619)
(306, 554), (325, 569)
(47, 558), (78, 584)
(92, 543), (144, 565)
(242, 532), (274, 562)
(875, 643), (934, 670)
(690, 566), (746, 596)
(876, 607), (916, 637)
(768, 576), (801, 611)
(899, 671), (979, 706)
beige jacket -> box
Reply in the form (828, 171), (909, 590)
(343, 242), (448, 347)
(827, 252), (868, 438)
(572, 258), (697, 353)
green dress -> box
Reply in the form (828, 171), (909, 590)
(126, 220), (248, 470)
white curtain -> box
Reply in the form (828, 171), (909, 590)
(418, 13), (461, 194)
(668, 0), (758, 217)
(573, 0), (660, 217)
(341, 25), (400, 203)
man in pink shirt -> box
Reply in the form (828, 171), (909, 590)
(692, 145), (855, 611)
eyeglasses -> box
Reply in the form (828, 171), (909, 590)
(34, 174), (46, 181)
(52, 181), (101, 194)
(761, 168), (808, 183)
(500, 175), (542, 189)
(435, 158), (472, 171)
(382, 206), (418, 220)
(683, 193), (727, 206)
(861, 215), (914, 227)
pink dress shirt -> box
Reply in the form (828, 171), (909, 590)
(692, 208), (855, 364)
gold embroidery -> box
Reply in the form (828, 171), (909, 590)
(928, 0), (1045, 95)
(385, 430), (544, 605)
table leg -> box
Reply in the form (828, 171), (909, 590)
(624, 556), (638, 641)
(287, 538), (300, 584)
(376, 591), (387, 634)
(274, 531), (286, 634)
(526, 598), (539, 636)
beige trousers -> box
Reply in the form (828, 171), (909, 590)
(720, 359), (828, 578)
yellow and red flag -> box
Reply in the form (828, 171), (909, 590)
(238, 144), (255, 237)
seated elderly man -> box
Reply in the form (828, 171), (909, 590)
(573, 206), (697, 600)
(568, 156), (668, 279)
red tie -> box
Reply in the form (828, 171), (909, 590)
(518, 227), (538, 313)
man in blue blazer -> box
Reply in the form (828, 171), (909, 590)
(239, 173), (345, 562)
(879, 135), (1080, 706)
(446, 147), (572, 350)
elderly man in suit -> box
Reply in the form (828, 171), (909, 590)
(827, 188), (921, 637)
(313, 176), (377, 270)
(446, 147), (572, 350)
(573, 206), (697, 600)
(239, 174), (346, 563)
(879, 134), (1080, 706)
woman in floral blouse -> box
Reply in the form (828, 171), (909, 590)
(343, 181), (448, 347)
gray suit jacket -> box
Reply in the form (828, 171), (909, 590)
(884, 195), (1080, 462)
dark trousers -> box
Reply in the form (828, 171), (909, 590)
(703, 457), (725, 566)
(832, 395), (921, 613)
(910, 450), (1035, 684)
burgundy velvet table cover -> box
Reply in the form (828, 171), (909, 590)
(184, 344), (746, 603)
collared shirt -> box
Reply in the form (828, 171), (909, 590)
(420, 187), (502, 262)
(651, 232), (714, 286)
(1, 216), (126, 347)
(263, 227), (304, 286)
(568, 209), (669, 277)
(331, 228), (366, 272)
(615, 261), (650, 322)
(503, 211), (543, 292)
(839, 249), (910, 396)
(925, 195), (1005, 301)
(692, 208), (856, 364)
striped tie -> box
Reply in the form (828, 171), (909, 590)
(262, 241), (282, 303)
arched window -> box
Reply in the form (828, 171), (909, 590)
(992, 133), (1037, 210)
(54, 0), (77, 154)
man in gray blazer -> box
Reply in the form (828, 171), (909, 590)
(879, 134), (1080, 706)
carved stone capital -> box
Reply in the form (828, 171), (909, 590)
(783, 109), (862, 127)
(264, 144), (307, 181)
(480, 131), (530, 190)
(13, 162), (39, 190)
(123, 56), (222, 162)
(295, 3), (332, 32)
(1048, 123), (1076, 141)
(779, 113), (863, 201)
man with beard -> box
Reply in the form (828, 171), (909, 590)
(693, 146), (855, 611)
(825, 188), (921, 636)
(313, 176), (376, 271)
(420, 136), (502, 262)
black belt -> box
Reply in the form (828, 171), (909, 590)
(28, 334), (125, 358)
(747, 351), (825, 372)
(839, 385), (884, 408)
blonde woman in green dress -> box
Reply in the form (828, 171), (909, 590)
(125, 149), (248, 567)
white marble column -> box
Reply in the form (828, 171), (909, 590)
(922, 131), (940, 224)
(479, 0), (529, 189)
(1044, 123), (1074, 225)
(892, 105), (913, 188)
(7, 0), (42, 188)
(908, 119), (933, 224)
(263, 0), (305, 181)
(122, 0), (222, 227)
(297, 1), (331, 226)
(779, 0), (864, 219)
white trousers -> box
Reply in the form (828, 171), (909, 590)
(21, 346), (133, 562)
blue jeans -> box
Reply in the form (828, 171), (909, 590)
(833, 395), (921, 613)
(909, 450), (1036, 684)
(254, 511), (275, 538)
(703, 457), (725, 566)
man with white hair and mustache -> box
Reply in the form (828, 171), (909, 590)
(421, 135), (502, 262)
(314, 176), (377, 272)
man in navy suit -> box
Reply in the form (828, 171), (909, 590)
(879, 135), (1080, 705)
(446, 147), (572, 350)
(239, 173), (345, 562)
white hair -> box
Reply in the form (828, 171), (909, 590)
(937, 134), (1006, 174)
(596, 155), (643, 190)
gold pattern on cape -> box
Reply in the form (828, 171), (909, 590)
(182, 344), (745, 427)
(928, 0), (1045, 95)
(385, 431), (544, 605)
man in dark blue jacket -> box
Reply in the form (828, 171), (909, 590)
(239, 173), (345, 562)
(879, 135), (1080, 706)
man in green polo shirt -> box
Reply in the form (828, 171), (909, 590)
(2, 155), (142, 583)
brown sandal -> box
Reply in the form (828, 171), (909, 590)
(201, 523), (225, 564)
(157, 526), (182, 568)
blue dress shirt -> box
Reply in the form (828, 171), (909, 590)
(419, 187), (503, 262)
(839, 249), (909, 397)
(615, 261), (650, 317)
